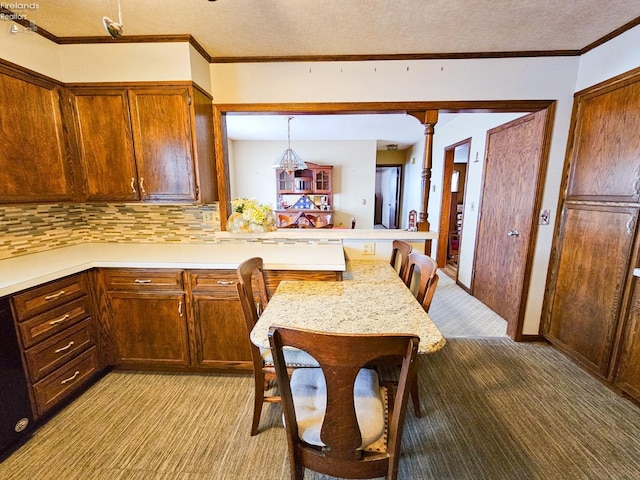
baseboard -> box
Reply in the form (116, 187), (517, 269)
(519, 334), (546, 342)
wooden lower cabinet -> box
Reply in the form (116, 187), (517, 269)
(615, 277), (640, 401)
(101, 269), (190, 369)
(32, 347), (99, 417)
(11, 272), (100, 418)
(108, 292), (190, 368)
(188, 270), (252, 371)
(99, 267), (340, 373)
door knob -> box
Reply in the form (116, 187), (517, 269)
(507, 229), (520, 237)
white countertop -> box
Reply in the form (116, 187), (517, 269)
(215, 228), (437, 241)
(0, 242), (346, 297)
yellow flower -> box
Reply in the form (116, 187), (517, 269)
(231, 198), (273, 225)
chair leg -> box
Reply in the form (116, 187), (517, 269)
(251, 372), (266, 436)
(411, 376), (422, 418)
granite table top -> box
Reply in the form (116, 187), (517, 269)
(250, 280), (446, 355)
(343, 259), (405, 283)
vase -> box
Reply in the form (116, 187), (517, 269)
(226, 212), (277, 233)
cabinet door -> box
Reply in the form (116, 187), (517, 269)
(108, 292), (190, 367)
(128, 88), (197, 202)
(70, 88), (139, 201)
(544, 204), (637, 377)
(0, 70), (73, 203)
(615, 276), (640, 402)
(314, 168), (332, 194)
(192, 294), (252, 370)
(567, 79), (640, 202)
(188, 270), (252, 371)
(277, 169), (295, 193)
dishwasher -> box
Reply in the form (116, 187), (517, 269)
(0, 297), (34, 459)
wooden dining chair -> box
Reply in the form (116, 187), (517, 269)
(268, 326), (419, 480)
(403, 251), (438, 305)
(421, 273), (439, 313)
(399, 251), (438, 417)
(389, 240), (412, 280)
(236, 257), (317, 436)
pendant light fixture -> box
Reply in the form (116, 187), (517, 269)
(272, 116), (307, 174)
(102, 0), (124, 39)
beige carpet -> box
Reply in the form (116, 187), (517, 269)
(2, 338), (640, 479)
(429, 271), (508, 338)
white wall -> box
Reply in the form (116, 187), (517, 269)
(229, 139), (377, 228)
(58, 43), (192, 83)
(0, 31), (202, 85)
(576, 25), (640, 91)
(0, 25), (62, 79)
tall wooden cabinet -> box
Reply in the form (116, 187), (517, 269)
(543, 66), (640, 402)
(68, 83), (217, 203)
(0, 62), (75, 203)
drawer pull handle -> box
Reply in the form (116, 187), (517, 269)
(178, 301), (183, 317)
(49, 314), (70, 326)
(130, 177), (137, 194)
(60, 370), (80, 385)
(54, 341), (75, 354)
(139, 177), (146, 194)
(217, 280), (235, 285)
(45, 290), (66, 301)
(134, 279), (152, 284)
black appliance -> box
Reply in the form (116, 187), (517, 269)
(0, 297), (34, 459)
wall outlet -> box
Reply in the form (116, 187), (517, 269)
(362, 243), (375, 255)
(202, 211), (215, 225)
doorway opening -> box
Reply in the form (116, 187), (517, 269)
(374, 165), (402, 229)
(436, 138), (470, 280)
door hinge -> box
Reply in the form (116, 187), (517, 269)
(187, 93), (192, 105)
(196, 185), (200, 197)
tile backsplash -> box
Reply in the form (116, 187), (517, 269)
(0, 203), (221, 260)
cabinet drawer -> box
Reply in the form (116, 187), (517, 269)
(188, 270), (238, 295)
(17, 296), (91, 348)
(13, 274), (88, 320)
(32, 346), (98, 417)
(24, 319), (94, 382)
(102, 269), (184, 291)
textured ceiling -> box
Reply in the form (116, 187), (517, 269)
(12, 0), (640, 60)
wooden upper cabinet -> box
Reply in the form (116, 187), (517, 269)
(567, 79), (640, 202)
(68, 83), (217, 204)
(70, 88), (138, 201)
(0, 67), (74, 203)
(128, 87), (197, 202)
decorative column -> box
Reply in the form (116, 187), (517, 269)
(408, 109), (438, 253)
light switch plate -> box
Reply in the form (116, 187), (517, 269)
(539, 209), (550, 225)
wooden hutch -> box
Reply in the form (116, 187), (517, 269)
(274, 162), (333, 228)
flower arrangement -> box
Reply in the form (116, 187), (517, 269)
(227, 197), (277, 233)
